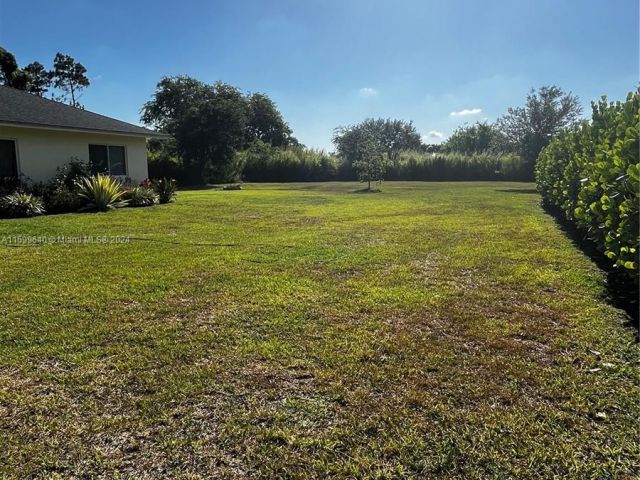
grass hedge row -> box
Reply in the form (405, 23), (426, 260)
(536, 90), (639, 281)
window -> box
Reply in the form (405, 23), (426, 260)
(0, 139), (18, 178)
(89, 145), (126, 175)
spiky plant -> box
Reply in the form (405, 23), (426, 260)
(0, 192), (46, 218)
(77, 174), (127, 211)
(125, 186), (158, 207)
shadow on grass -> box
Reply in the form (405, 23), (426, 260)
(351, 188), (383, 194)
(495, 188), (539, 194)
(542, 203), (639, 332)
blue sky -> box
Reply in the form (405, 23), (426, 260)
(1, 0), (637, 150)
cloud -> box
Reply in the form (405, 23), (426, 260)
(358, 87), (378, 98)
(92, 74), (103, 81)
(424, 131), (444, 140)
(450, 108), (482, 117)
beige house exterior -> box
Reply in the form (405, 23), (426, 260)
(0, 86), (166, 184)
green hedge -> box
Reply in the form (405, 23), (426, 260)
(536, 90), (639, 280)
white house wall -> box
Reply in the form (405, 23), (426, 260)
(0, 125), (149, 183)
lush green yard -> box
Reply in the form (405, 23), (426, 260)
(0, 182), (638, 479)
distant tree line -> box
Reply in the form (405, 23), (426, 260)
(146, 82), (583, 185)
(0, 46), (90, 107)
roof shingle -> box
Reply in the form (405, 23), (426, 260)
(0, 86), (165, 137)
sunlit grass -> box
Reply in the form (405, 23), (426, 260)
(0, 182), (637, 478)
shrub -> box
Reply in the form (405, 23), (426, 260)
(124, 186), (158, 207)
(77, 174), (127, 211)
(0, 192), (45, 218)
(44, 186), (84, 213)
(0, 177), (22, 196)
(154, 178), (177, 204)
(536, 89), (639, 281)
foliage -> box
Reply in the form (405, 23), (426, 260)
(124, 186), (159, 207)
(0, 46), (89, 101)
(239, 140), (338, 182)
(0, 176), (22, 196)
(333, 118), (422, 167)
(142, 76), (296, 183)
(352, 132), (388, 190)
(443, 121), (505, 154)
(23, 61), (52, 96)
(536, 89), (639, 280)
(0, 192), (45, 218)
(496, 86), (582, 179)
(33, 158), (92, 213)
(389, 151), (528, 181)
(247, 93), (296, 147)
(52, 53), (90, 107)
(141, 177), (177, 204)
(77, 174), (127, 211)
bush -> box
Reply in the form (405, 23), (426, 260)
(124, 186), (158, 207)
(77, 174), (127, 211)
(0, 192), (45, 218)
(536, 89), (639, 281)
(0, 177), (22, 196)
(44, 186), (84, 213)
(153, 178), (177, 204)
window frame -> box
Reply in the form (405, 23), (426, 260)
(0, 137), (20, 178)
(88, 143), (128, 176)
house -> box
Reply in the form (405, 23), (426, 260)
(0, 86), (167, 183)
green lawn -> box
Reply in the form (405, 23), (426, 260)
(1, 182), (638, 479)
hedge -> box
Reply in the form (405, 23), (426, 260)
(536, 89), (639, 281)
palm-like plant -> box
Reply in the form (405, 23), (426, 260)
(77, 174), (128, 211)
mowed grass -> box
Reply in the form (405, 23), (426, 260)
(0, 182), (638, 479)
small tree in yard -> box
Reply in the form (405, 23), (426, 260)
(353, 135), (387, 191)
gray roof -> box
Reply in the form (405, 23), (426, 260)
(0, 85), (166, 137)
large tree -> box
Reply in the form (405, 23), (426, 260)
(495, 86), (582, 178)
(0, 47), (28, 90)
(444, 121), (504, 154)
(142, 76), (297, 183)
(247, 93), (296, 147)
(333, 118), (422, 168)
(52, 53), (90, 107)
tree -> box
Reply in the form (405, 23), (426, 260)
(443, 121), (504, 154)
(142, 77), (251, 183)
(495, 86), (582, 178)
(351, 132), (387, 191)
(0, 47), (27, 90)
(24, 62), (52, 96)
(52, 53), (90, 107)
(142, 76), (297, 183)
(247, 93), (295, 147)
(333, 118), (422, 169)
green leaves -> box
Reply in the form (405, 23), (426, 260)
(535, 88), (639, 281)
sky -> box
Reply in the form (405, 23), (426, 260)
(0, 0), (638, 150)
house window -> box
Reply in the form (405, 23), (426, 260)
(0, 139), (18, 178)
(89, 144), (126, 176)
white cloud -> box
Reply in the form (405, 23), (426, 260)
(450, 108), (482, 117)
(92, 74), (103, 81)
(358, 87), (378, 98)
(424, 131), (444, 140)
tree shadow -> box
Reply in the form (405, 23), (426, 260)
(351, 188), (382, 194)
(495, 188), (539, 194)
(542, 203), (638, 333)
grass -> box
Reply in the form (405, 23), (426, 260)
(0, 181), (638, 479)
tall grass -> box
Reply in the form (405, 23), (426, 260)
(239, 141), (338, 182)
(387, 151), (529, 181)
